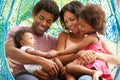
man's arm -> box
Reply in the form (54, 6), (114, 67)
(5, 40), (41, 64)
(100, 35), (113, 55)
(98, 35), (120, 65)
(5, 40), (59, 78)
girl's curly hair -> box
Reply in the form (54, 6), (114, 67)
(77, 3), (106, 34)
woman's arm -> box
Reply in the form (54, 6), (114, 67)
(56, 32), (79, 66)
(77, 50), (96, 64)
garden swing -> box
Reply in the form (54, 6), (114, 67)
(0, 0), (120, 80)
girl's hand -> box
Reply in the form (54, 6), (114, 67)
(47, 50), (58, 58)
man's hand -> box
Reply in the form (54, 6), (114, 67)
(40, 58), (59, 79)
(34, 69), (51, 80)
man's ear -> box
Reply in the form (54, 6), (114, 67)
(32, 14), (36, 19)
(20, 40), (24, 46)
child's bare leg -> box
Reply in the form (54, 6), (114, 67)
(66, 73), (76, 80)
(66, 62), (102, 80)
(93, 71), (102, 80)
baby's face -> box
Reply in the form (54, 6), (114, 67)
(21, 32), (36, 48)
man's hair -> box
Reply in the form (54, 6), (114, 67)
(14, 29), (31, 48)
(77, 3), (106, 34)
(32, 0), (59, 22)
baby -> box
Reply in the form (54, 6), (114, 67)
(13, 29), (64, 78)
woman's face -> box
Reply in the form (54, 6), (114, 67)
(64, 11), (80, 34)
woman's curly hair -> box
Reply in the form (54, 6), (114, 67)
(60, 1), (84, 30)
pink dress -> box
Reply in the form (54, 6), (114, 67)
(66, 34), (113, 80)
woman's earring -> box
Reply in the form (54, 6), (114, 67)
(69, 30), (72, 33)
(79, 25), (82, 29)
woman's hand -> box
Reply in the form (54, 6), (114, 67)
(77, 50), (96, 64)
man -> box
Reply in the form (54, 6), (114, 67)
(5, 0), (59, 80)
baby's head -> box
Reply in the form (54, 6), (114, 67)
(77, 3), (106, 35)
(14, 29), (36, 48)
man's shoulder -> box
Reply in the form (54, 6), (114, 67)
(10, 26), (30, 30)
(43, 32), (57, 40)
(44, 32), (57, 37)
(6, 26), (30, 40)
(8, 26), (30, 33)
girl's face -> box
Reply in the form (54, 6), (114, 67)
(64, 11), (80, 34)
(79, 17), (94, 34)
(21, 32), (36, 48)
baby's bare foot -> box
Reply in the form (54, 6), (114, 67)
(93, 71), (102, 80)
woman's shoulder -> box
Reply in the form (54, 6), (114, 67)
(59, 32), (69, 37)
(57, 32), (69, 41)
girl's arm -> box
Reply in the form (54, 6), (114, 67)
(56, 35), (98, 56)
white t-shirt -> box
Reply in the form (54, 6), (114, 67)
(20, 46), (42, 74)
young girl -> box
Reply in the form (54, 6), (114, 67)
(13, 29), (65, 78)
(47, 3), (118, 80)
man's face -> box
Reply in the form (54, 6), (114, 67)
(32, 9), (54, 35)
(117, 0), (120, 9)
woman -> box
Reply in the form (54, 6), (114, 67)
(57, 1), (118, 80)
(57, 1), (96, 80)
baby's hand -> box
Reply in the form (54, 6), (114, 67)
(47, 50), (58, 58)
